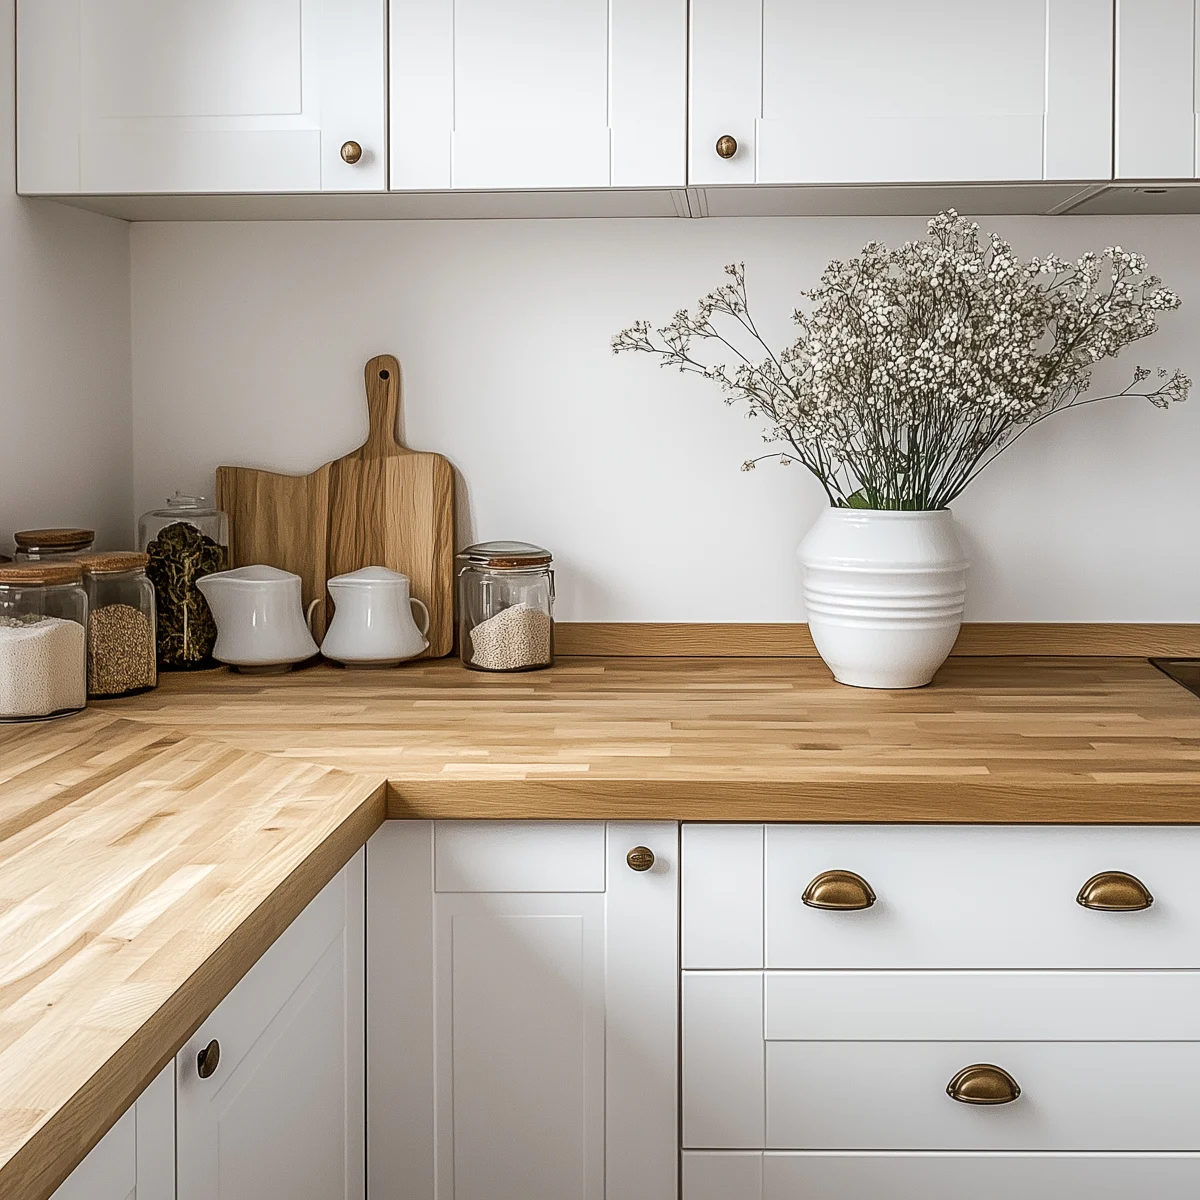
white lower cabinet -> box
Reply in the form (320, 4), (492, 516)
(367, 821), (679, 1200)
(682, 823), (1200, 1199)
(52, 1063), (175, 1200)
(176, 850), (365, 1200)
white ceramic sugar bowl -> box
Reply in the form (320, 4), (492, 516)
(195, 565), (319, 673)
(320, 567), (430, 668)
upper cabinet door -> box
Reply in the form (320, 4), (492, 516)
(1116, 0), (1198, 177)
(390, 0), (687, 189)
(17, 0), (386, 194)
(690, 0), (1114, 186)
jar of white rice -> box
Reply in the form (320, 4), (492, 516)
(0, 561), (88, 721)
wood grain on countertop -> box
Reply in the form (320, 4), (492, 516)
(0, 715), (385, 1200)
(109, 655), (1200, 823)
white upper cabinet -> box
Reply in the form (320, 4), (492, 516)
(1116, 0), (1199, 177)
(689, 0), (1114, 186)
(17, 0), (386, 194)
(389, 0), (687, 189)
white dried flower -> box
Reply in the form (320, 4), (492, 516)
(613, 211), (1189, 508)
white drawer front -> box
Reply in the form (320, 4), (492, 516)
(683, 1151), (1200, 1200)
(767, 1040), (1200, 1151)
(685, 970), (1200, 1152)
(434, 821), (606, 892)
(764, 970), (1200, 1041)
(765, 825), (1200, 968)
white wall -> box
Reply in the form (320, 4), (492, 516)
(0, 2), (132, 552)
(129, 215), (1200, 622)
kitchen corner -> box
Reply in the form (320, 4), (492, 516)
(6, 2), (1200, 1198)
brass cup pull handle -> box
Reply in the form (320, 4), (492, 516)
(626, 846), (655, 872)
(947, 1063), (1021, 1105)
(1077, 871), (1154, 911)
(715, 134), (738, 159)
(196, 1039), (220, 1080)
(340, 140), (364, 165)
(802, 869), (876, 911)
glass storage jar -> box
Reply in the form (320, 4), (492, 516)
(78, 552), (158, 698)
(0, 562), (88, 721)
(13, 528), (95, 561)
(458, 541), (554, 672)
(137, 494), (228, 670)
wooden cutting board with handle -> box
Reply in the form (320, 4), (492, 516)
(215, 462), (332, 641)
(326, 354), (455, 658)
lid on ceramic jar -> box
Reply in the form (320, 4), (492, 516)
(457, 541), (552, 570)
(329, 566), (411, 587)
(0, 561), (84, 586)
(77, 551), (150, 575)
(13, 528), (95, 554)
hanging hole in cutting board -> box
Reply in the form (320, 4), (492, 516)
(379, 369), (390, 379)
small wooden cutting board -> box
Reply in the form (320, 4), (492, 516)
(326, 355), (455, 658)
(217, 354), (455, 657)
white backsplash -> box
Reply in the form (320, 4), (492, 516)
(129, 214), (1200, 621)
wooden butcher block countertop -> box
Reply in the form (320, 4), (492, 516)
(113, 655), (1200, 823)
(1, 653), (1199, 1198)
(0, 712), (386, 1200)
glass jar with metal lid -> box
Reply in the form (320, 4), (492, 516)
(77, 552), (158, 698)
(457, 541), (554, 671)
(13, 528), (95, 561)
(137, 494), (228, 670)
(0, 562), (88, 721)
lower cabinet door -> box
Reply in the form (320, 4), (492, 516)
(52, 1062), (175, 1200)
(176, 851), (365, 1200)
(685, 1152), (1200, 1200)
(367, 821), (679, 1200)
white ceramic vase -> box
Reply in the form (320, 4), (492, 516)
(797, 508), (968, 689)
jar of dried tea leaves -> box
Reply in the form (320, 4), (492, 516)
(78, 552), (157, 698)
(138, 494), (228, 670)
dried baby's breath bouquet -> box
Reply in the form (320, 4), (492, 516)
(613, 211), (1189, 510)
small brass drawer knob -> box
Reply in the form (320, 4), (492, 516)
(802, 869), (875, 910)
(1077, 871), (1154, 911)
(627, 846), (655, 872)
(715, 134), (738, 159)
(197, 1039), (220, 1080)
(340, 140), (364, 165)
(947, 1063), (1021, 1105)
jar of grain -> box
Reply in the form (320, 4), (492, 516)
(0, 562), (88, 721)
(457, 541), (554, 672)
(137, 494), (228, 670)
(78, 552), (158, 698)
(13, 528), (95, 561)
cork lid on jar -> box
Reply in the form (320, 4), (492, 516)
(76, 551), (150, 575)
(0, 561), (84, 586)
(457, 541), (553, 570)
(13, 528), (95, 553)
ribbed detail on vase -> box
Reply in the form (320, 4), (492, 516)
(797, 509), (969, 689)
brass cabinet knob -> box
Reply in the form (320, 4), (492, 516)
(340, 140), (364, 165)
(947, 1063), (1021, 1105)
(802, 869), (876, 910)
(196, 1039), (220, 1080)
(627, 846), (655, 872)
(715, 135), (738, 159)
(1077, 871), (1153, 911)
